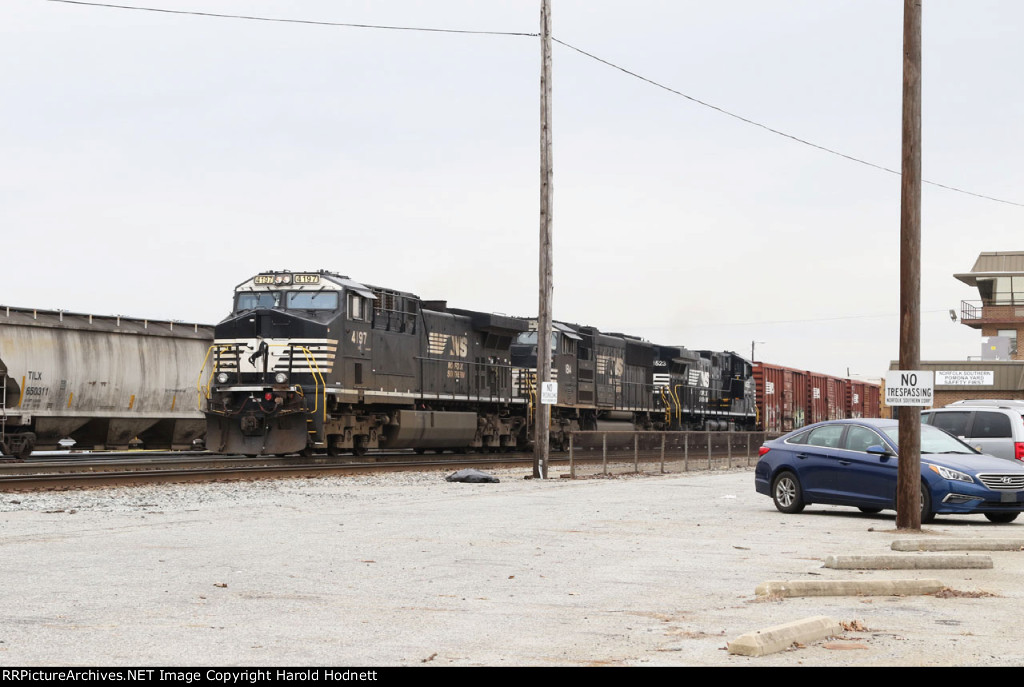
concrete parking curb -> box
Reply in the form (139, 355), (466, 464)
(756, 578), (944, 597)
(824, 554), (992, 569)
(891, 538), (1024, 552)
(728, 616), (843, 657)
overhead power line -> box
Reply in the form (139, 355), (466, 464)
(553, 38), (1024, 208)
(46, 0), (538, 36)
(47, 1), (1024, 208)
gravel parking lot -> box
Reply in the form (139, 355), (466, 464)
(2, 465), (1023, 666)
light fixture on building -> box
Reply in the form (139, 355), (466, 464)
(949, 309), (957, 322)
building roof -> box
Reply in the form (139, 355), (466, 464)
(954, 251), (1024, 287)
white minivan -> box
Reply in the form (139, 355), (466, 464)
(921, 400), (1024, 462)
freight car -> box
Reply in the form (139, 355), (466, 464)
(0, 306), (214, 457)
(753, 361), (881, 434)
(201, 270), (759, 456)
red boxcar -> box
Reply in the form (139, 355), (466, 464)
(861, 383), (881, 417)
(755, 363), (882, 431)
(754, 363), (808, 433)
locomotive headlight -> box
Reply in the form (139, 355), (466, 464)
(216, 372), (229, 384)
(274, 372), (288, 384)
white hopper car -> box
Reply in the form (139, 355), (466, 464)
(0, 306), (213, 457)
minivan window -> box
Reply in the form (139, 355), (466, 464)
(927, 411), (971, 437)
(972, 411), (1012, 438)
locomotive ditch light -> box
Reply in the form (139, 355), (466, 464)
(216, 372), (229, 384)
(274, 372), (288, 384)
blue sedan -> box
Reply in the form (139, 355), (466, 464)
(754, 418), (1024, 524)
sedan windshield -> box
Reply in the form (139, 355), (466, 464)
(882, 424), (977, 454)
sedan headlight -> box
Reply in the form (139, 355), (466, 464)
(216, 372), (229, 384)
(274, 372), (288, 384)
(927, 463), (974, 483)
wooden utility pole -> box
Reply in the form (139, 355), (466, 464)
(896, 0), (922, 530)
(535, 0), (553, 479)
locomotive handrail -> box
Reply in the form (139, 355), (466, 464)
(295, 346), (327, 422)
(199, 342), (325, 422)
(197, 344), (237, 408)
(261, 343), (327, 421)
(658, 387), (673, 426)
(523, 369), (536, 425)
(672, 384), (686, 424)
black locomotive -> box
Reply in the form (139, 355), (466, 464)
(201, 270), (756, 456)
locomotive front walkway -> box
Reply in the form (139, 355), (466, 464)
(1, 467), (1023, 666)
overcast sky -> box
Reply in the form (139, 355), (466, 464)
(4, 0), (1022, 379)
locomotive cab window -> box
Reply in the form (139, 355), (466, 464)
(516, 332), (537, 346)
(286, 290), (339, 311)
(348, 293), (367, 321)
(236, 292), (281, 312)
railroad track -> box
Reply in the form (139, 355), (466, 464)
(0, 447), (758, 491)
(0, 453), (544, 491)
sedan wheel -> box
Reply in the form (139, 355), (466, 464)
(920, 483), (935, 524)
(772, 471), (805, 514)
(985, 512), (1019, 524)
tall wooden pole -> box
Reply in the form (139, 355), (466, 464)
(896, 0), (922, 530)
(535, 0), (553, 479)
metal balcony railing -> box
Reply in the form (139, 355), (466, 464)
(961, 300), (983, 321)
(960, 300), (1024, 323)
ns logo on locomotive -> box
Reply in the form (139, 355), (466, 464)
(200, 270), (757, 456)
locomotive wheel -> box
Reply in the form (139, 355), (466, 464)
(414, 448), (427, 455)
(327, 439), (342, 457)
(352, 436), (368, 456)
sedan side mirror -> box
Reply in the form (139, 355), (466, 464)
(866, 444), (896, 457)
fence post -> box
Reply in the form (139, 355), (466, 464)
(569, 432), (575, 479)
(727, 430), (733, 466)
(706, 431), (712, 470)
(746, 432), (751, 467)
(684, 432), (689, 472)
(634, 433), (639, 473)
(602, 432), (608, 475)
(660, 433), (666, 474)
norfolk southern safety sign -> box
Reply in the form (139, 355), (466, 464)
(885, 370), (934, 407)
